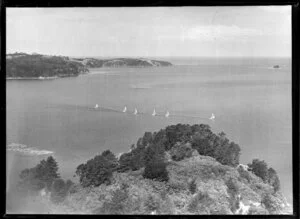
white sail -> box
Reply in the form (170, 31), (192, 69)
(94, 104), (99, 109)
(152, 109), (156, 116)
(134, 108), (138, 115)
(165, 111), (170, 117)
(209, 113), (215, 120)
(123, 106), (127, 112)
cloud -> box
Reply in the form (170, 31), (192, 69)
(182, 25), (263, 42)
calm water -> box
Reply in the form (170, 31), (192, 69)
(6, 57), (292, 211)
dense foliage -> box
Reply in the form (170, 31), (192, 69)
(143, 143), (169, 182)
(75, 150), (118, 187)
(18, 156), (60, 192)
(248, 159), (281, 192)
(50, 179), (74, 203)
(6, 53), (88, 78)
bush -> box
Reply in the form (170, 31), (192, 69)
(248, 159), (269, 182)
(261, 194), (279, 214)
(211, 165), (228, 177)
(75, 150), (118, 187)
(95, 183), (130, 214)
(143, 143), (169, 182)
(237, 166), (252, 183)
(144, 195), (160, 213)
(267, 168), (280, 192)
(188, 178), (197, 194)
(225, 178), (239, 213)
(143, 159), (169, 182)
(187, 191), (213, 213)
(169, 143), (193, 161)
(50, 179), (73, 203)
(226, 178), (239, 196)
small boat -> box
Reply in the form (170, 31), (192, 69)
(209, 113), (215, 120)
(134, 108), (138, 115)
(152, 109), (156, 116)
(123, 106), (127, 112)
(273, 65), (280, 69)
(94, 104), (99, 109)
(165, 111), (170, 118)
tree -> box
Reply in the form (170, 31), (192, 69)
(143, 143), (169, 182)
(18, 156), (60, 192)
(248, 159), (269, 182)
(75, 150), (118, 187)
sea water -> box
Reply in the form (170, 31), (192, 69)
(6, 57), (292, 212)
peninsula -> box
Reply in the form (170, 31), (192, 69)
(6, 53), (172, 79)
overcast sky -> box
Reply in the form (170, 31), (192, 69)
(7, 6), (291, 57)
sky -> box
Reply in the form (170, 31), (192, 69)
(6, 6), (291, 57)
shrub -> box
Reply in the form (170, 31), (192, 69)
(211, 165), (228, 177)
(144, 195), (160, 213)
(267, 168), (280, 192)
(75, 150), (118, 187)
(95, 183), (130, 214)
(143, 159), (169, 182)
(143, 143), (169, 182)
(169, 143), (193, 161)
(226, 178), (239, 196)
(187, 191), (213, 213)
(261, 193), (279, 214)
(50, 179), (73, 203)
(188, 178), (197, 194)
(237, 166), (252, 183)
(225, 178), (240, 213)
(248, 159), (269, 182)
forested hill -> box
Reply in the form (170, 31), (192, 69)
(6, 53), (89, 78)
(70, 57), (172, 68)
(6, 53), (172, 78)
(16, 123), (291, 215)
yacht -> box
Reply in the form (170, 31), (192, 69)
(209, 113), (215, 120)
(123, 106), (127, 112)
(94, 104), (99, 109)
(165, 111), (170, 118)
(134, 108), (138, 115)
(152, 109), (156, 116)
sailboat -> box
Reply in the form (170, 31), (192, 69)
(209, 113), (215, 120)
(152, 109), (156, 116)
(94, 104), (99, 109)
(123, 106), (127, 113)
(165, 111), (170, 118)
(134, 108), (138, 115)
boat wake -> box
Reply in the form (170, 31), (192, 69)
(7, 143), (54, 156)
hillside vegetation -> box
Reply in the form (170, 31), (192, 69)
(6, 53), (172, 78)
(6, 53), (89, 78)
(15, 123), (292, 215)
(71, 57), (172, 68)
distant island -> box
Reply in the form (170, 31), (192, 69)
(6, 53), (172, 79)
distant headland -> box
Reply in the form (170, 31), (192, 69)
(6, 53), (172, 79)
